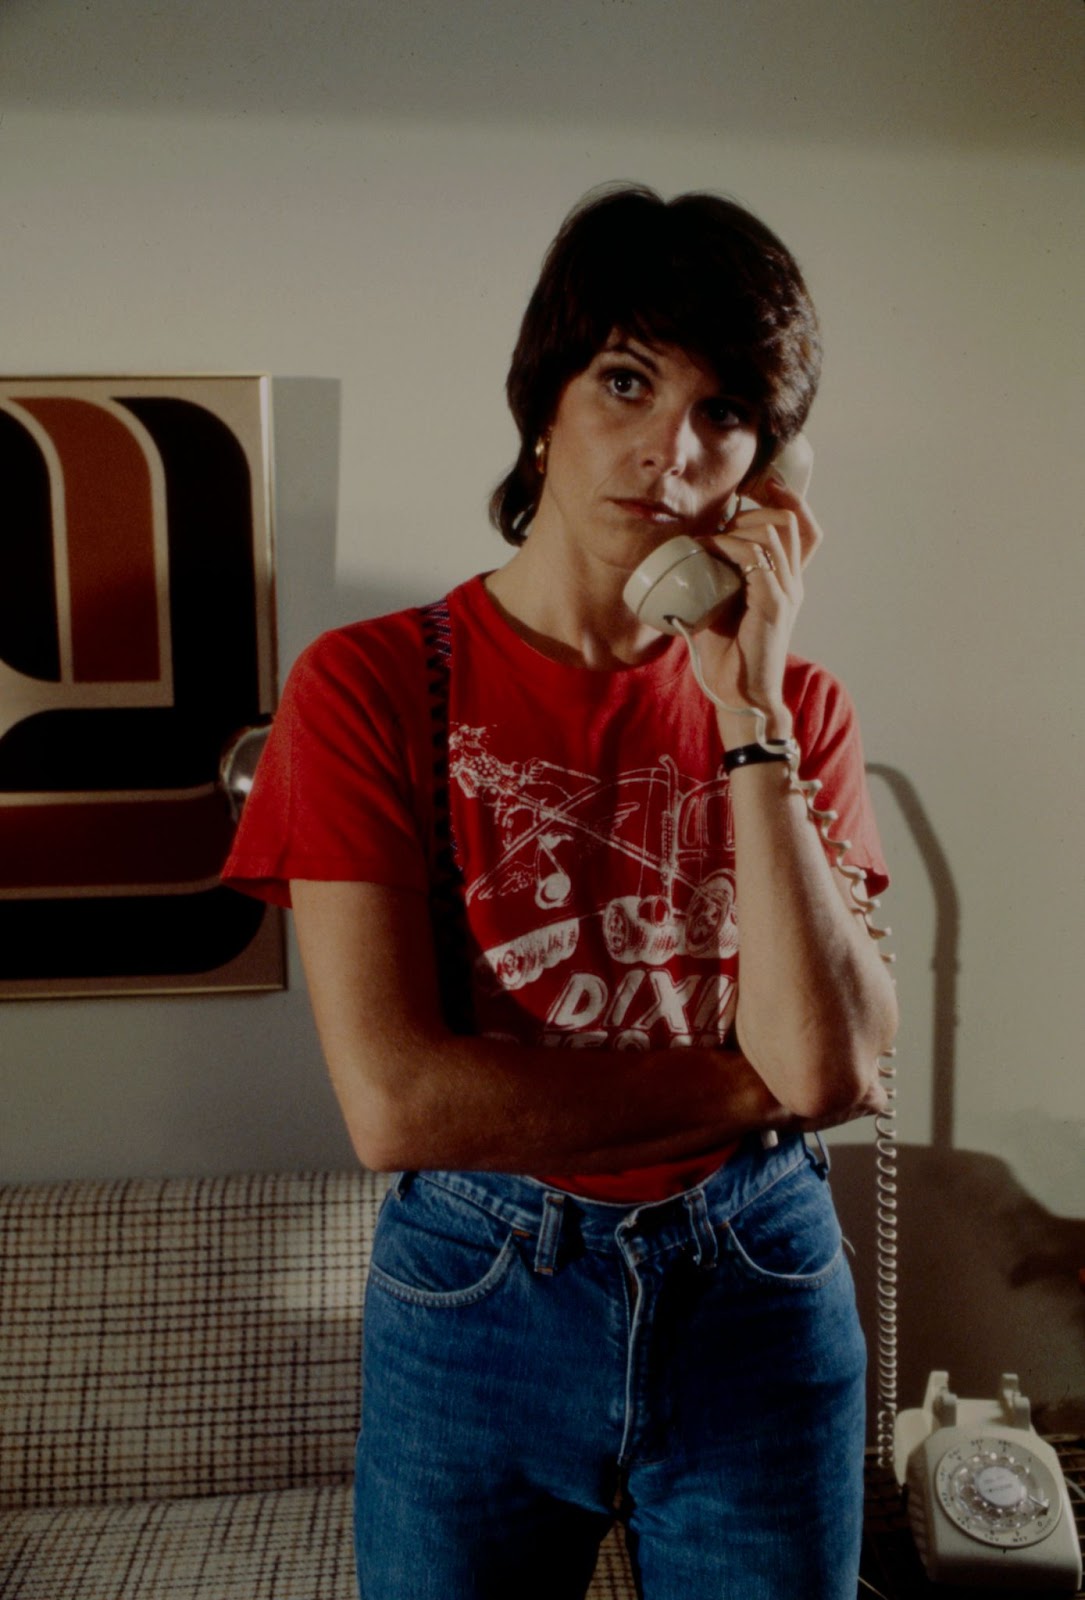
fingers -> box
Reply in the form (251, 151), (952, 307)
(727, 476), (823, 572)
(709, 510), (804, 599)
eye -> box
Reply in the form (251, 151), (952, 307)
(702, 397), (752, 432)
(601, 366), (651, 402)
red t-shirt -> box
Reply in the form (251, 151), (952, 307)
(224, 574), (888, 1202)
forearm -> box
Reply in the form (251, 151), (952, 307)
(725, 754), (898, 1117)
(290, 858), (890, 1177)
(293, 879), (799, 1173)
(318, 1014), (788, 1174)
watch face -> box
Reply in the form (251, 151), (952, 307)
(935, 1437), (1063, 1548)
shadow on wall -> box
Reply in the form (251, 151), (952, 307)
(272, 376), (442, 665)
(833, 1142), (1085, 1436)
(837, 765), (1084, 1435)
(867, 764), (960, 1152)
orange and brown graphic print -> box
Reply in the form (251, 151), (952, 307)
(0, 377), (280, 996)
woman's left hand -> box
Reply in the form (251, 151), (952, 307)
(695, 473), (823, 741)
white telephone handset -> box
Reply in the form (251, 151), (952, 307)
(621, 434), (814, 634)
(894, 1371), (1082, 1591)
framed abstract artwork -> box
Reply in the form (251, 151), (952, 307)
(0, 374), (283, 997)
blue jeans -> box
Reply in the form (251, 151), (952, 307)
(355, 1134), (866, 1599)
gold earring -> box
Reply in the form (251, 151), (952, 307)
(533, 432), (550, 475)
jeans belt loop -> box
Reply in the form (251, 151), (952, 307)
(807, 1131), (832, 1177)
(684, 1187), (719, 1269)
(534, 1192), (565, 1275)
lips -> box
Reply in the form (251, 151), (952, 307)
(612, 498), (686, 524)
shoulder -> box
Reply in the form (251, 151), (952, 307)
(784, 654), (887, 889)
(290, 579), (480, 696)
(784, 654), (860, 739)
(784, 652), (852, 707)
(293, 606), (427, 688)
(283, 600), (453, 735)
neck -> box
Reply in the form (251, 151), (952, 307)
(485, 538), (669, 669)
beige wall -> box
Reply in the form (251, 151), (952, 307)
(1, 0), (1082, 1416)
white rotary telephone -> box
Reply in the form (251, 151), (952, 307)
(895, 1371), (1082, 1590)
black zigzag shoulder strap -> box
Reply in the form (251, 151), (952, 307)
(417, 599), (475, 1034)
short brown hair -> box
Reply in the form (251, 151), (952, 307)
(490, 183), (821, 545)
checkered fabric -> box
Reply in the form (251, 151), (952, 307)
(0, 1168), (637, 1599)
(0, 1490), (634, 1600)
(0, 1484), (357, 1599)
(0, 1170), (380, 1508)
(0, 1488), (635, 1600)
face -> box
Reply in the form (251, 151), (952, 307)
(534, 333), (760, 566)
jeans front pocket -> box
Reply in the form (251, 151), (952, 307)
(367, 1175), (519, 1309)
(724, 1159), (843, 1289)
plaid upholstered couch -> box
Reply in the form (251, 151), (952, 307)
(0, 1169), (635, 1599)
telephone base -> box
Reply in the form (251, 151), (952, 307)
(894, 1372), (1083, 1592)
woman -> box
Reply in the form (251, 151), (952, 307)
(224, 184), (898, 1599)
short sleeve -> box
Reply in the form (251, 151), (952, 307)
(787, 658), (889, 899)
(221, 620), (431, 907)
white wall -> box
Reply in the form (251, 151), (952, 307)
(1, 0), (1082, 1411)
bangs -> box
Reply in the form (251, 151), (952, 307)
(551, 204), (795, 414)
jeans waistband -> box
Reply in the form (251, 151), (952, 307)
(393, 1133), (827, 1272)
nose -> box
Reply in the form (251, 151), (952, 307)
(639, 407), (698, 476)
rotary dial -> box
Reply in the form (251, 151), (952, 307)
(935, 1437), (1063, 1548)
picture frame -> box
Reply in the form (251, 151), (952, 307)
(0, 374), (283, 997)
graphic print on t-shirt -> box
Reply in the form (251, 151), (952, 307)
(449, 722), (739, 1050)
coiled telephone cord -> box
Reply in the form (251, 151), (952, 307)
(676, 620), (900, 1468)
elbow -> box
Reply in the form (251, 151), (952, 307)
(348, 1127), (406, 1175)
(344, 1093), (427, 1173)
(317, 1017), (456, 1172)
(338, 1070), (462, 1173)
(786, 1062), (875, 1124)
(332, 1070), (417, 1172)
(741, 970), (899, 1124)
(749, 1016), (898, 1125)
(786, 1026), (897, 1125)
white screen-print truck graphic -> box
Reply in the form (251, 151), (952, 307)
(449, 727), (739, 997)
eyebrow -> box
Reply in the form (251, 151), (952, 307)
(601, 338), (660, 375)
